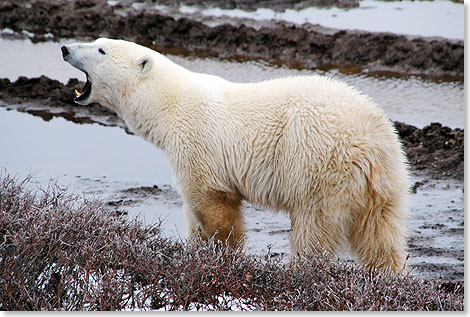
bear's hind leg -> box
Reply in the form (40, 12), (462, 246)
(348, 200), (408, 273)
(186, 191), (245, 248)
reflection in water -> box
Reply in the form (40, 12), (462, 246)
(0, 108), (172, 186)
(189, 0), (464, 40)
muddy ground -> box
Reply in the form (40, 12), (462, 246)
(0, 0), (463, 80)
(142, 0), (361, 10)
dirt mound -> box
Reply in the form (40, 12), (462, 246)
(0, 76), (79, 106)
(395, 122), (464, 180)
(0, 76), (123, 128)
(152, 0), (360, 10)
(0, 0), (463, 79)
(0, 76), (464, 180)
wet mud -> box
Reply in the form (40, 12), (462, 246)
(0, 75), (463, 180)
(395, 122), (463, 180)
(0, 0), (463, 80)
(151, 0), (360, 10)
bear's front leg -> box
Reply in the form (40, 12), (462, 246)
(183, 190), (245, 248)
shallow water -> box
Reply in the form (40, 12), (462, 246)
(0, 107), (172, 188)
(165, 0), (464, 40)
(0, 38), (463, 128)
(0, 38), (83, 84)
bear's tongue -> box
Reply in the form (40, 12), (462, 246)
(74, 74), (91, 102)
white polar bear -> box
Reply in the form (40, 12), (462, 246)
(62, 38), (410, 272)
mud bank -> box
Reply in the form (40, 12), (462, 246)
(149, 0), (360, 10)
(0, 75), (464, 180)
(0, 0), (463, 79)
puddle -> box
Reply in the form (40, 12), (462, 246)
(153, 0), (463, 40)
(0, 38), (464, 128)
(0, 107), (173, 188)
(0, 38), (83, 84)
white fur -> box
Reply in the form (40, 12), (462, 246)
(63, 38), (410, 272)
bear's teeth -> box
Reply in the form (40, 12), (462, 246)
(75, 89), (82, 97)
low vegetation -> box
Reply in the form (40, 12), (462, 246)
(0, 174), (463, 311)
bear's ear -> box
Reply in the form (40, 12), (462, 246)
(135, 55), (153, 74)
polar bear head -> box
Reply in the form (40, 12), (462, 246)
(61, 38), (154, 111)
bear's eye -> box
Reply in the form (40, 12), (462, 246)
(98, 48), (106, 55)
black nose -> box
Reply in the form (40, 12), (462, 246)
(61, 45), (69, 57)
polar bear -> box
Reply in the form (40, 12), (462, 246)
(62, 38), (410, 272)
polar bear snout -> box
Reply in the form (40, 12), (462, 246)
(61, 45), (69, 58)
(61, 44), (83, 71)
(61, 43), (94, 105)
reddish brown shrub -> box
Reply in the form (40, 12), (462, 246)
(0, 173), (463, 311)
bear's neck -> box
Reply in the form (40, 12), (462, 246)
(120, 58), (203, 151)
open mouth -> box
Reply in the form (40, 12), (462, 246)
(74, 73), (92, 102)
